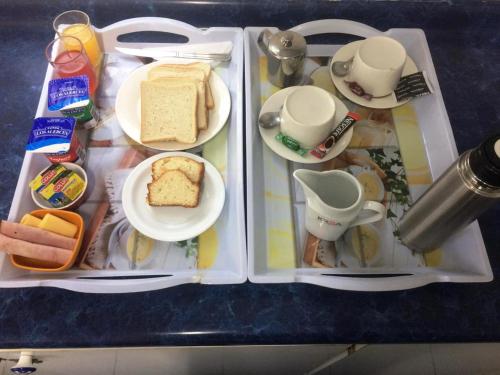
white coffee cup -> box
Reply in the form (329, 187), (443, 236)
(294, 169), (386, 242)
(348, 36), (407, 97)
(280, 85), (336, 147)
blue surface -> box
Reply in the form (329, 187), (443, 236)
(0, 1), (499, 348)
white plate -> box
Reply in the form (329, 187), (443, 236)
(329, 41), (418, 109)
(122, 152), (225, 242)
(259, 86), (352, 164)
(115, 59), (231, 151)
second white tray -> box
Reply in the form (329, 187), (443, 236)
(244, 19), (492, 291)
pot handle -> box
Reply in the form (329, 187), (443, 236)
(348, 201), (386, 228)
(257, 29), (273, 55)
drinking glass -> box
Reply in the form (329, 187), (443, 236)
(45, 36), (97, 95)
(53, 10), (103, 70)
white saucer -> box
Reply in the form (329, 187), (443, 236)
(116, 59), (231, 151)
(329, 41), (418, 109)
(259, 87), (352, 164)
(122, 152), (225, 242)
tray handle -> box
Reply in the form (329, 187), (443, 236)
(290, 19), (381, 38)
(97, 17), (205, 50)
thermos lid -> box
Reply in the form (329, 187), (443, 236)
(267, 30), (307, 59)
(469, 133), (500, 187)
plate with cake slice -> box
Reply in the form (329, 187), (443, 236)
(122, 152), (225, 242)
(116, 60), (231, 151)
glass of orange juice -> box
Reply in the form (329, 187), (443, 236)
(53, 10), (103, 71)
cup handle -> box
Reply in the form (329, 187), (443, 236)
(348, 201), (386, 228)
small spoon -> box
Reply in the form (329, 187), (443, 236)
(331, 57), (353, 77)
(258, 111), (281, 129)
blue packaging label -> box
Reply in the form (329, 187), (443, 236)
(48, 76), (89, 111)
(26, 117), (76, 153)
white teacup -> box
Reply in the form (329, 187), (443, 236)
(294, 169), (386, 242)
(348, 36), (407, 97)
(280, 85), (336, 148)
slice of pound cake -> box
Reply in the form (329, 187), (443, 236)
(147, 170), (201, 208)
(152, 157), (205, 184)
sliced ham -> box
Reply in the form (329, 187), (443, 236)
(0, 233), (72, 266)
(0, 221), (76, 250)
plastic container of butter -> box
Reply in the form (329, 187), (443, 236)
(48, 76), (99, 129)
(26, 117), (86, 165)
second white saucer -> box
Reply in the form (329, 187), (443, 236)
(329, 40), (418, 109)
(259, 86), (352, 164)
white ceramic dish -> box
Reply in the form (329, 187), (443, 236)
(122, 151), (225, 242)
(30, 162), (88, 210)
(258, 86), (352, 164)
(115, 59), (231, 151)
(329, 40), (418, 109)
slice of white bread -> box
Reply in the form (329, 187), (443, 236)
(140, 81), (198, 144)
(147, 169), (200, 207)
(152, 156), (205, 184)
(152, 77), (208, 130)
(184, 62), (211, 78)
(182, 63), (214, 109)
(148, 64), (214, 109)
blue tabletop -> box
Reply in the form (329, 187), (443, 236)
(0, 0), (499, 348)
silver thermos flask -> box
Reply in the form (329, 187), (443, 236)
(399, 134), (500, 252)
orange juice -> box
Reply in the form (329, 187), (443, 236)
(61, 24), (102, 69)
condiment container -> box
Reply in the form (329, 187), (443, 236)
(26, 117), (86, 164)
(10, 209), (84, 272)
(48, 76), (99, 129)
(30, 162), (88, 210)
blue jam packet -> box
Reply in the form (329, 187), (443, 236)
(26, 117), (76, 153)
(48, 76), (99, 129)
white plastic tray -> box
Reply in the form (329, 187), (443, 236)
(0, 18), (246, 293)
(244, 19), (493, 291)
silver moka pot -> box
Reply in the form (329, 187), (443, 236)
(258, 29), (307, 88)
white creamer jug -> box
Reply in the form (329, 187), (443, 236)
(294, 169), (386, 241)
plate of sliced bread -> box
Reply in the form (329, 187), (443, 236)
(122, 152), (225, 242)
(116, 60), (231, 151)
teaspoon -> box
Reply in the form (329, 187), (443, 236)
(331, 57), (353, 77)
(258, 111), (281, 129)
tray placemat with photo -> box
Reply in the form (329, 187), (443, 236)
(259, 55), (441, 271)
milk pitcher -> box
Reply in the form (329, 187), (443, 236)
(294, 169), (386, 241)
